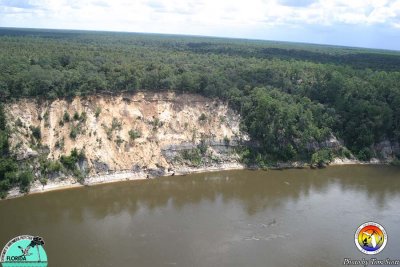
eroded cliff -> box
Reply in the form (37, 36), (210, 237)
(6, 92), (248, 180)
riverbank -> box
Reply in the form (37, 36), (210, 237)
(2, 158), (393, 200)
(4, 162), (246, 200)
(268, 157), (386, 170)
(329, 157), (384, 165)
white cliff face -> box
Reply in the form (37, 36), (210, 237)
(6, 92), (247, 174)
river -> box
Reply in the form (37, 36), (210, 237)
(0, 165), (399, 267)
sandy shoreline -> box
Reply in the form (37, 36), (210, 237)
(329, 157), (383, 166)
(2, 159), (390, 200)
(4, 162), (246, 200)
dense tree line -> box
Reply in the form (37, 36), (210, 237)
(0, 28), (399, 167)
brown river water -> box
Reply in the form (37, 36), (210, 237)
(0, 165), (399, 267)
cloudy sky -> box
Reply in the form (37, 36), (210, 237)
(1, 0), (400, 50)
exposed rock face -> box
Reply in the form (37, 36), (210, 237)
(93, 160), (109, 173)
(147, 167), (166, 178)
(161, 142), (197, 161)
(6, 92), (248, 175)
(77, 158), (89, 173)
(161, 139), (242, 164)
(319, 135), (343, 150)
(306, 134), (343, 152)
(308, 135), (399, 161)
(372, 140), (400, 160)
(15, 146), (39, 161)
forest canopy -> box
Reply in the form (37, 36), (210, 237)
(0, 28), (400, 165)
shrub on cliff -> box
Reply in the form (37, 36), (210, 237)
(60, 148), (87, 183)
(73, 112), (80, 121)
(311, 149), (333, 168)
(95, 107), (101, 118)
(18, 171), (34, 193)
(128, 129), (141, 140)
(391, 158), (400, 166)
(60, 148), (85, 171)
(181, 149), (202, 166)
(30, 126), (41, 140)
(63, 111), (70, 122)
(70, 126), (78, 140)
(198, 113), (207, 122)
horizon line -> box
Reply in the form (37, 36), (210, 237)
(1, 26), (399, 53)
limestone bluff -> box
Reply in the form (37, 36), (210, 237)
(4, 92), (247, 195)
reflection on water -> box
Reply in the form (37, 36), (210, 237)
(0, 165), (399, 267)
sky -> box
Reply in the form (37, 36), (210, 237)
(0, 0), (400, 50)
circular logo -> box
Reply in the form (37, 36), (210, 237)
(355, 222), (387, 255)
(0, 235), (47, 267)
